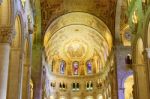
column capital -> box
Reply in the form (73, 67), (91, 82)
(0, 27), (15, 44)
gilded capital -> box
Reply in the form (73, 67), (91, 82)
(0, 27), (15, 44)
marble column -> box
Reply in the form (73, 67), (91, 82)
(133, 64), (149, 99)
(7, 48), (23, 99)
(0, 43), (10, 99)
(0, 27), (13, 99)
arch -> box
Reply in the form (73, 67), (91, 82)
(124, 75), (134, 99)
(44, 12), (113, 76)
(11, 15), (22, 48)
(135, 38), (144, 64)
(60, 60), (66, 74)
(44, 12), (112, 49)
(7, 14), (24, 99)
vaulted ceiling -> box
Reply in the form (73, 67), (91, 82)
(40, 0), (117, 35)
(44, 12), (112, 69)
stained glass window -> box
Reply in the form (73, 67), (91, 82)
(73, 61), (79, 75)
(60, 60), (66, 74)
(86, 60), (92, 74)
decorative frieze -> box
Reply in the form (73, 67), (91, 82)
(0, 27), (15, 44)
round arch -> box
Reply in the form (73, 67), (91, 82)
(7, 14), (24, 99)
(43, 12), (113, 76)
(11, 15), (22, 48)
(44, 12), (112, 49)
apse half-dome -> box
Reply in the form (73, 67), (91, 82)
(44, 12), (112, 76)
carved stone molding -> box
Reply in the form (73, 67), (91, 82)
(0, 27), (15, 44)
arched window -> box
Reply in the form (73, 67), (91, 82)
(60, 60), (66, 74)
(73, 61), (79, 75)
(63, 83), (65, 89)
(86, 81), (93, 91)
(59, 83), (62, 88)
(86, 60), (92, 74)
(59, 82), (67, 91)
(72, 82), (80, 91)
(76, 83), (80, 91)
(72, 83), (76, 91)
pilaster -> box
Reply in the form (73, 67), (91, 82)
(132, 64), (149, 99)
(0, 27), (14, 99)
